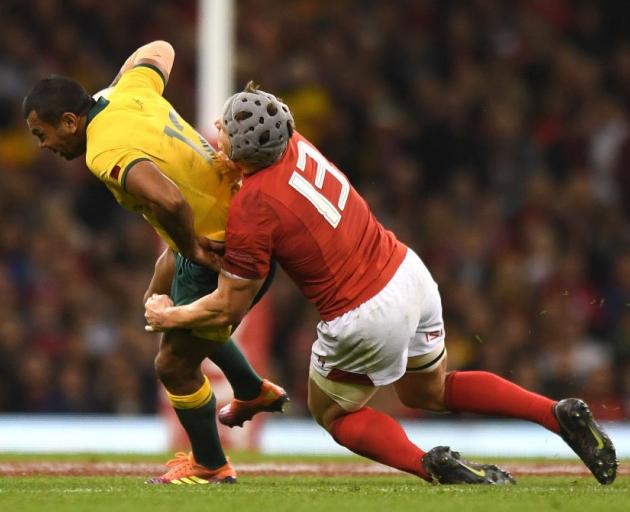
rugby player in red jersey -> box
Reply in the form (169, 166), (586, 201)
(145, 82), (617, 485)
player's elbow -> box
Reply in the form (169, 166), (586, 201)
(156, 41), (175, 71)
(154, 40), (175, 61)
(208, 288), (248, 327)
(145, 40), (175, 77)
(223, 308), (244, 326)
(202, 310), (237, 329)
(220, 301), (246, 326)
(156, 190), (187, 216)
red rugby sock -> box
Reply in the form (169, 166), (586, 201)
(445, 371), (560, 433)
(329, 407), (431, 481)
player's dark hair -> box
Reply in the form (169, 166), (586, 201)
(22, 75), (95, 125)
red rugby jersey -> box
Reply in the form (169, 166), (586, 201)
(223, 132), (407, 320)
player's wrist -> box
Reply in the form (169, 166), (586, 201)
(161, 306), (179, 329)
(178, 237), (201, 262)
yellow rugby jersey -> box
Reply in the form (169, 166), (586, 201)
(85, 65), (240, 248)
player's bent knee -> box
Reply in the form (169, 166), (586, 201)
(307, 400), (346, 432)
(396, 349), (448, 410)
(397, 391), (419, 409)
(154, 350), (198, 388)
(398, 385), (446, 410)
(306, 396), (326, 427)
(306, 391), (336, 429)
(308, 371), (378, 432)
(396, 376), (447, 411)
(154, 351), (176, 385)
(411, 395), (447, 412)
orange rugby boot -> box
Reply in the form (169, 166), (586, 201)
(218, 379), (289, 427)
(146, 452), (237, 485)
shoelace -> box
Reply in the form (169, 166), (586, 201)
(165, 452), (194, 468)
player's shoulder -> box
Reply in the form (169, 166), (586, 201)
(84, 139), (114, 174)
(115, 64), (165, 95)
(254, 133), (302, 182)
(235, 132), (310, 198)
(85, 110), (122, 156)
(84, 143), (111, 179)
(234, 174), (266, 207)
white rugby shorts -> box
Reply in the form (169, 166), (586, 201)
(310, 247), (446, 397)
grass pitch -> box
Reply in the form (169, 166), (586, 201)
(0, 454), (628, 512)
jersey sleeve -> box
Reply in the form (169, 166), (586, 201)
(87, 147), (152, 191)
(223, 189), (275, 279)
(114, 65), (165, 96)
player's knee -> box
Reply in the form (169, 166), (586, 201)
(398, 391), (417, 409)
(307, 398), (347, 432)
(154, 350), (195, 388)
(307, 394), (325, 427)
(307, 397), (332, 430)
(154, 351), (173, 385)
(398, 381), (447, 412)
(412, 394), (447, 412)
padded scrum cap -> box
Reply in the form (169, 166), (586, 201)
(222, 88), (294, 168)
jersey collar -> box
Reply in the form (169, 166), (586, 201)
(86, 97), (110, 125)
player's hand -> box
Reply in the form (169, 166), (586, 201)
(200, 237), (225, 255)
(191, 237), (224, 270)
(216, 150), (241, 174)
(144, 293), (175, 332)
(215, 151), (242, 188)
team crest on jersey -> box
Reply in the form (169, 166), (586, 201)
(425, 330), (443, 343)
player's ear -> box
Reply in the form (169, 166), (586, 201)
(60, 112), (79, 132)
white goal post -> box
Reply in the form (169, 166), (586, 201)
(197, 0), (235, 135)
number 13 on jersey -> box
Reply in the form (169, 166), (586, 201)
(288, 140), (350, 228)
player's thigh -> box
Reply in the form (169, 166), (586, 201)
(394, 356), (448, 411)
(307, 370), (375, 431)
(395, 251), (448, 410)
(170, 253), (233, 342)
(396, 330), (447, 411)
(309, 249), (429, 419)
(170, 252), (219, 306)
(158, 328), (228, 365)
(311, 255), (426, 386)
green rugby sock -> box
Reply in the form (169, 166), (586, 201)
(209, 339), (263, 401)
(174, 395), (226, 469)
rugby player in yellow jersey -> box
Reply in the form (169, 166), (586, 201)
(23, 41), (288, 485)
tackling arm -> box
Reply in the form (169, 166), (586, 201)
(144, 271), (264, 331)
(110, 40), (175, 87)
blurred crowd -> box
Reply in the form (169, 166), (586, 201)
(1, 0), (629, 420)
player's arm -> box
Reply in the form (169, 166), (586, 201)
(144, 272), (264, 331)
(143, 248), (176, 304)
(110, 40), (175, 87)
(125, 160), (220, 269)
(144, 189), (273, 330)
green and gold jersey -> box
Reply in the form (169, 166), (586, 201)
(85, 65), (239, 249)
